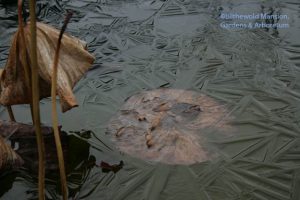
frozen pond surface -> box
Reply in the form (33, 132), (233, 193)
(0, 0), (300, 199)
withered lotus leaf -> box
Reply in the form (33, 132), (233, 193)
(0, 136), (24, 171)
(107, 89), (233, 165)
(0, 22), (95, 112)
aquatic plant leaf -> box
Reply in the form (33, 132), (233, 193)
(107, 89), (232, 165)
(0, 136), (24, 171)
(0, 22), (95, 112)
(0, 120), (68, 172)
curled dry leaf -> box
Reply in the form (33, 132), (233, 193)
(145, 132), (152, 141)
(136, 114), (146, 121)
(0, 136), (24, 171)
(146, 139), (154, 148)
(183, 105), (202, 113)
(0, 22), (95, 112)
(115, 127), (126, 137)
(152, 102), (172, 112)
(145, 131), (153, 148)
(149, 113), (163, 131)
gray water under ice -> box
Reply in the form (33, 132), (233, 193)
(0, 0), (300, 199)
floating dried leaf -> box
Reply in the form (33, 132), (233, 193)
(107, 89), (233, 164)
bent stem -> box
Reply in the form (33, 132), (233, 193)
(51, 12), (73, 200)
(29, 0), (46, 199)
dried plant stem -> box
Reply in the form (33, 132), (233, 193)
(29, 0), (46, 199)
(18, 0), (34, 122)
(6, 106), (16, 122)
(51, 12), (72, 200)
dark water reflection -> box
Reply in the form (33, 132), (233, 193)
(0, 0), (300, 199)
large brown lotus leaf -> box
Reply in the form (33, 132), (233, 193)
(0, 136), (24, 171)
(0, 22), (95, 112)
(107, 89), (234, 165)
